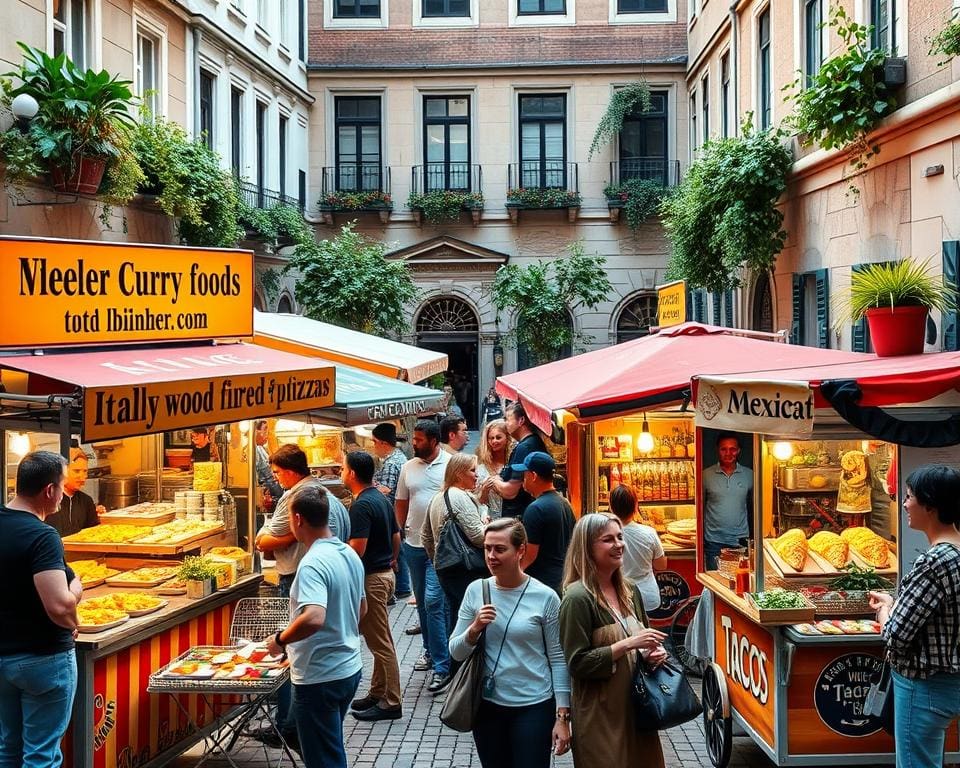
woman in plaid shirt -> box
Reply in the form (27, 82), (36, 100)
(869, 464), (960, 768)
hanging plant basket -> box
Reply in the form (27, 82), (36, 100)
(865, 306), (928, 356)
(50, 154), (108, 195)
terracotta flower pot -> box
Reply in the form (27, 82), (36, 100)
(864, 305), (928, 356)
(50, 155), (108, 195)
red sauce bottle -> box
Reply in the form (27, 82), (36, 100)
(735, 557), (751, 596)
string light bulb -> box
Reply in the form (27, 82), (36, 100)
(9, 432), (31, 458)
(637, 415), (655, 455)
(771, 441), (794, 462)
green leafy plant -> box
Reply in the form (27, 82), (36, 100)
(490, 241), (612, 366)
(662, 119), (792, 292)
(178, 555), (218, 582)
(0, 122), (45, 188)
(928, 8), (960, 64)
(407, 190), (484, 224)
(832, 259), (957, 329)
(604, 178), (668, 230)
(132, 113), (243, 247)
(242, 203), (313, 246)
(786, 5), (896, 182)
(319, 190), (392, 209)
(258, 267), (282, 304)
(829, 563), (894, 591)
(284, 221), (419, 335)
(505, 187), (581, 208)
(589, 81), (653, 159)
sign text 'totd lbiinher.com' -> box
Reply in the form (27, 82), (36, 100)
(0, 237), (254, 348)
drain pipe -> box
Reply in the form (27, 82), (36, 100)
(191, 26), (203, 139)
(729, 0), (740, 138)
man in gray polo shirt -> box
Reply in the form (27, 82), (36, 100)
(702, 432), (753, 571)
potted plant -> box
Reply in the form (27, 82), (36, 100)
(179, 555), (219, 599)
(318, 190), (392, 224)
(604, 178), (666, 228)
(505, 187), (581, 223)
(4, 43), (140, 197)
(834, 260), (956, 356)
(407, 189), (484, 226)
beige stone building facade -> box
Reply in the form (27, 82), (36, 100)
(686, 0), (960, 352)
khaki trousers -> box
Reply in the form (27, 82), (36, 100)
(359, 570), (401, 708)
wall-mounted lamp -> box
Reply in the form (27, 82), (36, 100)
(11, 93), (39, 134)
(9, 432), (31, 459)
(771, 441), (794, 462)
(636, 414), (655, 454)
(493, 338), (504, 370)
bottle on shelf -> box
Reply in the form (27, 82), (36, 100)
(659, 462), (669, 499)
(686, 464), (696, 499)
(735, 557), (751, 595)
(610, 462), (621, 491)
(598, 469), (609, 497)
(621, 461), (632, 488)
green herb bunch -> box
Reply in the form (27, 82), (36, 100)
(828, 563), (894, 591)
(604, 177), (668, 231)
(505, 187), (581, 208)
(750, 590), (810, 610)
(407, 189), (484, 224)
(179, 555), (218, 582)
(589, 81), (653, 159)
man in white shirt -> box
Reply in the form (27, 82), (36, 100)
(395, 420), (452, 692)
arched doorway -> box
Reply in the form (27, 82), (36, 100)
(277, 294), (294, 314)
(616, 292), (658, 343)
(751, 272), (774, 333)
(416, 296), (480, 427)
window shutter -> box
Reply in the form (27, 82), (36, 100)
(723, 289), (734, 328)
(943, 242), (960, 351)
(711, 291), (722, 326)
(815, 268), (829, 348)
(791, 273), (803, 345)
(693, 290), (705, 322)
(851, 264), (868, 352)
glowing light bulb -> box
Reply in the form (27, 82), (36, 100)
(10, 433), (31, 458)
(637, 431), (655, 454)
(771, 441), (794, 462)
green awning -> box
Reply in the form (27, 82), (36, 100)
(313, 363), (444, 426)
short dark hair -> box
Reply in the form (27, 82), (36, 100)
(906, 464), (960, 527)
(506, 401), (527, 423)
(609, 484), (637, 521)
(414, 419), (440, 442)
(254, 420), (268, 430)
(439, 416), (465, 444)
(346, 451), (376, 484)
(269, 444), (310, 476)
(289, 484), (330, 528)
(191, 427), (210, 435)
(716, 432), (741, 448)
(16, 451), (67, 496)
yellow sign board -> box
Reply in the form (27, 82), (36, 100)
(83, 369), (336, 441)
(0, 237), (254, 348)
(656, 280), (688, 328)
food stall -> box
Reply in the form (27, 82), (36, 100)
(496, 323), (869, 631)
(689, 355), (960, 767)
(0, 236), (338, 768)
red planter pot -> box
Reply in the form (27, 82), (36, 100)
(50, 155), (108, 195)
(864, 305), (928, 356)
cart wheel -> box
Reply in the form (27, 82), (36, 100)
(669, 597), (705, 676)
(702, 662), (733, 768)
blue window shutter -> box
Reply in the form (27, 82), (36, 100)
(711, 291), (722, 325)
(693, 290), (705, 322)
(943, 242), (960, 351)
(851, 264), (868, 352)
(724, 289), (734, 327)
(815, 268), (829, 348)
(791, 273), (804, 345)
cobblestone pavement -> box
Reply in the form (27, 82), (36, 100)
(169, 599), (801, 768)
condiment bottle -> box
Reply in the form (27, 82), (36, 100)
(735, 557), (750, 596)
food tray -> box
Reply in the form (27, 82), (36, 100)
(745, 592), (815, 625)
(763, 540), (826, 576)
(155, 583), (187, 596)
(126, 600), (168, 617)
(806, 550), (853, 575)
(78, 616), (129, 633)
(848, 548), (898, 575)
(148, 646), (287, 694)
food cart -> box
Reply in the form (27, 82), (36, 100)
(689, 355), (960, 767)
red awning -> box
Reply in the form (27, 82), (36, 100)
(496, 323), (872, 434)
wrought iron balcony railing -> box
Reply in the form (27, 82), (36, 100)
(608, 158), (681, 188)
(411, 163), (482, 195)
(507, 161), (578, 193)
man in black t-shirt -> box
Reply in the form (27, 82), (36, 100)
(0, 450), (81, 767)
(343, 451), (403, 721)
(513, 451), (575, 594)
(482, 401), (547, 517)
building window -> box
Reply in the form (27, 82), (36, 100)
(257, 0), (267, 26)
(758, 8), (772, 130)
(423, 96), (470, 191)
(136, 31), (160, 118)
(720, 53), (730, 138)
(256, 102), (267, 196)
(518, 0), (565, 14)
(518, 94), (567, 188)
(423, 0), (469, 16)
(280, 0), (292, 46)
(335, 0), (381, 17)
(617, 0), (667, 11)
(701, 74), (709, 144)
(199, 70), (214, 149)
(231, 87), (243, 176)
(52, 0), (88, 68)
(279, 115), (288, 199)
(689, 91), (697, 156)
(871, 0), (896, 53)
(791, 269), (829, 348)
(335, 96), (382, 191)
(618, 91), (668, 184)
(298, 169), (307, 210)
(298, 0), (306, 59)
(804, 0), (824, 83)
(616, 293), (658, 343)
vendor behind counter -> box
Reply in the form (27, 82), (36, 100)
(46, 447), (104, 538)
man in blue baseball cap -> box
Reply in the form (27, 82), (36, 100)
(512, 451), (575, 594)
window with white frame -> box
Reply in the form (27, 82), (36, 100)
(701, 74), (709, 144)
(257, 0), (267, 27)
(324, 0), (388, 28)
(199, 70), (215, 149)
(804, 0), (824, 83)
(609, 0), (675, 24)
(720, 52), (730, 138)
(509, 0), (574, 26)
(280, 0), (292, 46)
(758, 7), (772, 130)
(870, 0), (896, 53)
(136, 29), (161, 117)
(689, 90), (697, 157)
(52, 0), (89, 68)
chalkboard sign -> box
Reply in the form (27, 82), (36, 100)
(814, 652), (885, 737)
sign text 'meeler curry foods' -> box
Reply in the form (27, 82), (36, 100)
(0, 237), (254, 348)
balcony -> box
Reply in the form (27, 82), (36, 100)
(505, 162), (581, 224)
(237, 181), (302, 212)
(318, 164), (393, 225)
(605, 158), (681, 225)
(409, 164), (484, 226)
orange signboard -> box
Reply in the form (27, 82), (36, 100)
(0, 237), (253, 348)
(714, 601), (776, 749)
(656, 280), (687, 328)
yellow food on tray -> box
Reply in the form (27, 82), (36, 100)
(193, 462), (222, 491)
(77, 604), (127, 625)
(86, 592), (164, 613)
(108, 566), (178, 583)
(63, 524), (147, 544)
(840, 526), (890, 568)
(808, 531), (849, 569)
(772, 528), (809, 571)
(131, 519), (221, 544)
(71, 560), (119, 583)
(837, 450), (871, 512)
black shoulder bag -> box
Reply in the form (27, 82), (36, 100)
(440, 578), (491, 732)
(434, 490), (486, 576)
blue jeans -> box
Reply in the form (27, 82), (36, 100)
(275, 574), (295, 736)
(893, 669), (960, 768)
(704, 538), (747, 571)
(0, 649), (78, 768)
(394, 544), (411, 596)
(292, 671), (361, 768)
(402, 542), (450, 675)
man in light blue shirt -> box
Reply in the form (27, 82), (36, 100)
(702, 433), (753, 571)
(266, 484), (366, 768)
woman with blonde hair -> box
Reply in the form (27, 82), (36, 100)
(475, 419), (513, 519)
(559, 513), (668, 768)
(422, 452), (487, 636)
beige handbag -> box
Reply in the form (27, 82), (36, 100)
(439, 578), (491, 732)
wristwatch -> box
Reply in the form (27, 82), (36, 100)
(275, 630), (287, 649)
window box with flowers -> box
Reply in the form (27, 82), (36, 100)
(408, 190), (484, 227)
(317, 190), (393, 225)
(603, 178), (666, 229)
(504, 187), (581, 224)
